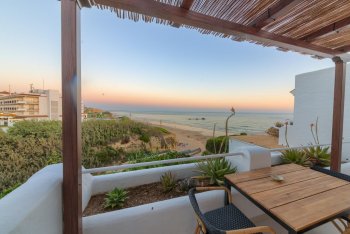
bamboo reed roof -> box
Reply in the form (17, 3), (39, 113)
(79, 0), (350, 60)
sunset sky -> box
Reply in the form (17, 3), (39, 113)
(0, 1), (335, 112)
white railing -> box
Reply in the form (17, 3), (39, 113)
(82, 152), (243, 174)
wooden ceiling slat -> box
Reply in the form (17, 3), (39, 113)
(300, 16), (350, 41)
(249, 0), (302, 29)
(93, 0), (343, 58)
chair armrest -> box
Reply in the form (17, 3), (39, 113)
(195, 186), (233, 204)
(225, 226), (276, 234)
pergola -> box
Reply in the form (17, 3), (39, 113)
(60, 0), (350, 233)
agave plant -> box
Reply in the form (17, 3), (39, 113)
(160, 172), (177, 192)
(196, 158), (236, 185)
(104, 188), (128, 209)
(281, 149), (310, 167)
(304, 146), (330, 167)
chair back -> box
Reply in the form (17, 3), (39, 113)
(188, 188), (223, 234)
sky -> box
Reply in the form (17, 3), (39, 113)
(0, 1), (335, 113)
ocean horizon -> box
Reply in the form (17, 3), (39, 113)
(112, 110), (293, 135)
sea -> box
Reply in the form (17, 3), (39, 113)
(113, 111), (293, 135)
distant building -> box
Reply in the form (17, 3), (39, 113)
(0, 89), (62, 126)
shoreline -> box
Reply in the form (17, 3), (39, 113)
(133, 118), (282, 153)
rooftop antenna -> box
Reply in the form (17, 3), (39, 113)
(43, 79), (45, 90)
(9, 85), (11, 95)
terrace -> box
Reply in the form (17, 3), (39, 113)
(1, 0), (350, 233)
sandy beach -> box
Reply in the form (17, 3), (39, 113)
(142, 120), (282, 155)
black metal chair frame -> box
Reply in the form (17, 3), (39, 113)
(311, 166), (350, 233)
(188, 186), (276, 234)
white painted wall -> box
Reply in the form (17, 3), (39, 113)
(4, 146), (350, 234)
(279, 65), (350, 161)
(0, 164), (92, 234)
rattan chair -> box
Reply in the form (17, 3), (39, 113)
(188, 187), (276, 234)
(311, 166), (350, 234)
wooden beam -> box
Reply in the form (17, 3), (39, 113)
(330, 57), (346, 172)
(94, 0), (341, 59)
(181, 0), (195, 9)
(301, 16), (350, 41)
(249, 0), (302, 29)
(334, 44), (350, 53)
(172, 0), (195, 28)
(61, 0), (82, 233)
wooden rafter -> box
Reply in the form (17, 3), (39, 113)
(181, 0), (194, 9)
(301, 16), (350, 41)
(94, 0), (343, 59)
(335, 45), (350, 53)
(249, 0), (302, 29)
(172, 0), (195, 28)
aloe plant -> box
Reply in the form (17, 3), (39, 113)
(304, 146), (330, 167)
(160, 172), (177, 192)
(104, 188), (128, 209)
(196, 158), (236, 185)
(281, 149), (310, 166)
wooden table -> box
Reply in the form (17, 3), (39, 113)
(224, 164), (350, 234)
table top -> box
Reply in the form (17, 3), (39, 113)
(225, 164), (350, 232)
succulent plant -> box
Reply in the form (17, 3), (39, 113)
(281, 149), (310, 166)
(104, 188), (128, 209)
(196, 158), (236, 185)
(304, 146), (330, 167)
(160, 172), (177, 192)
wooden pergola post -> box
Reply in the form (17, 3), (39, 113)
(330, 57), (346, 172)
(61, 0), (82, 233)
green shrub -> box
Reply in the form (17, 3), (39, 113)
(281, 149), (310, 166)
(240, 132), (247, 136)
(104, 188), (128, 209)
(139, 133), (150, 143)
(196, 158), (236, 185)
(94, 146), (121, 164)
(274, 122), (284, 128)
(0, 135), (61, 193)
(304, 146), (330, 167)
(0, 183), (20, 199)
(0, 118), (170, 193)
(120, 135), (130, 144)
(125, 151), (190, 171)
(160, 172), (177, 192)
(8, 120), (61, 138)
(205, 136), (229, 154)
(201, 150), (211, 156)
(155, 127), (169, 134)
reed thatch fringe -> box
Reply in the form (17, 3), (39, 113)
(90, 0), (350, 57)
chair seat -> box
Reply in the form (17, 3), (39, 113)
(204, 204), (256, 231)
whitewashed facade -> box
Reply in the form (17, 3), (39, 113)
(279, 65), (350, 161)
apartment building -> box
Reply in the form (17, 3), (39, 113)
(0, 89), (62, 125)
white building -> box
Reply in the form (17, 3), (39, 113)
(279, 64), (350, 161)
(0, 89), (62, 126)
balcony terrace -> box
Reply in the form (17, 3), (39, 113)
(1, 0), (350, 233)
(2, 142), (350, 234)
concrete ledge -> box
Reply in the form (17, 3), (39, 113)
(91, 163), (200, 195)
(0, 164), (63, 234)
(83, 190), (225, 234)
